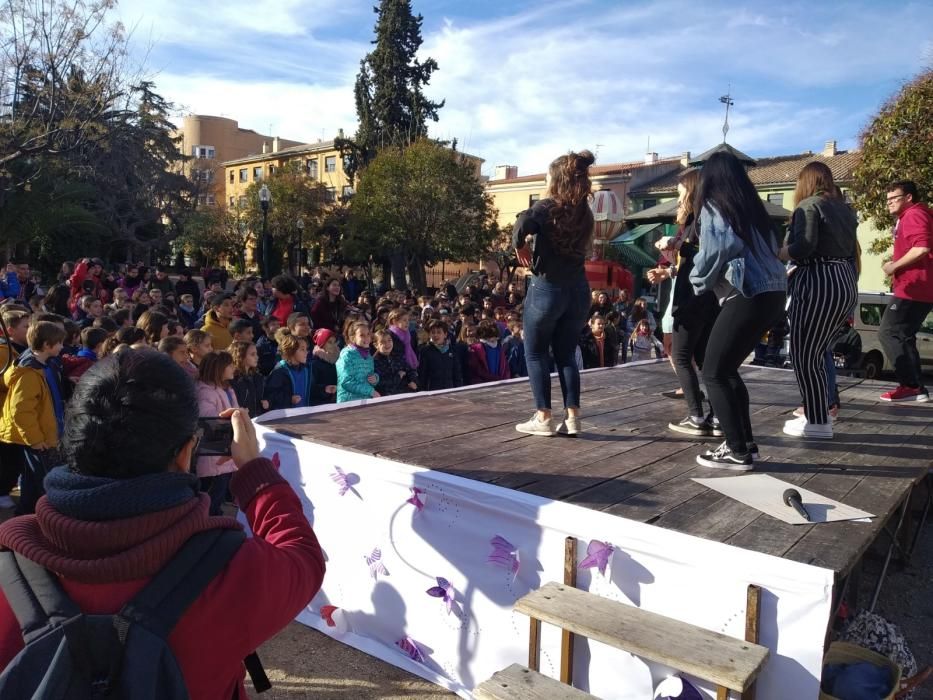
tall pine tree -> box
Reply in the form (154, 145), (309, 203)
(337, 0), (443, 182)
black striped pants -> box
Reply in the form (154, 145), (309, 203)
(788, 260), (857, 425)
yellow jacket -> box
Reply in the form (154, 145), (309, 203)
(0, 340), (21, 406)
(202, 311), (233, 351)
(0, 360), (59, 448)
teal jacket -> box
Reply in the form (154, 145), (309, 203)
(336, 346), (376, 403)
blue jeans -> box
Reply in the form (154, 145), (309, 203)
(523, 275), (591, 411)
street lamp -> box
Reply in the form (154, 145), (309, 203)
(259, 184), (271, 279)
(295, 218), (305, 277)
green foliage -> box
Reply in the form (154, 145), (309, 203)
(851, 68), (933, 256)
(175, 205), (250, 271)
(337, 0), (443, 182)
(347, 140), (496, 291)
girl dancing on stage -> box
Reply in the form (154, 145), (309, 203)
(512, 150), (595, 436)
(690, 152), (787, 469)
(779, 164), (858, 439)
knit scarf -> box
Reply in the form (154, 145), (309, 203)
(44, 465), (201, 521)
(390, 325), (418, 369)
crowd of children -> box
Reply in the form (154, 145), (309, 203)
(0, 259), (664, 514)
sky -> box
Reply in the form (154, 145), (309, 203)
(115, 0), (933, 177)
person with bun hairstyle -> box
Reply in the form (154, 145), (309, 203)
(263, 328), (311, 410)
(309, 328), (339, 405)
(512, 150), (595, 436)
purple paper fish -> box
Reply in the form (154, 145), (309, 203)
(426, 576), (455, 614)
(395, 636), (426, 663)
(407, 487), (425, 511)
(578, 539), (614, 576)
(487, 535), (520, 575)
(331, 466), (351, 496)
(365, 547), (389, 579)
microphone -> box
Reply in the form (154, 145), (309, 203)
(783, 488), (811, 522)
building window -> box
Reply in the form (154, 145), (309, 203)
(306, 159), (318, 179)
(206, 194), (215, 206)
(529, 194), (540, 207)
(325, 156), (336, 173)
(269, 164), (276, 176)
(192, 145), (215, 159)
(253, 166), (263, 181)
(229, 170), (234, 184)
(641, 199), (657, 210)
(325, 187), (336, 203)
(239, 168), (248, 183)
(767, 192), (784, 207)
(229, 196), (235, 207)
(193, 169), (213, 184)
(342, 185), (355, 200)
(238, 196), (248, 208)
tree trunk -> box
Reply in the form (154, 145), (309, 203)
(390, 252), (408, 290)
(407, 256), (427, 293)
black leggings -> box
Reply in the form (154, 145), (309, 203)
(702, 291), (786, 453)
(671, 295), (719, 418)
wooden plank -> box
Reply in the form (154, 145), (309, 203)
(561, 537), (577, 685)
(744, 585), (761, 700)
(515, 582), (768, 692)
(474, 664), (596, 700)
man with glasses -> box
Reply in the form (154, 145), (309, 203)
(878, 180), (933, 402)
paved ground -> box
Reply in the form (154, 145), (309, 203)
(252, 517), (933, 699)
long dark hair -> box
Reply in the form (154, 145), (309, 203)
(693, 152), (777, 250)
(546, 150), (596, 256)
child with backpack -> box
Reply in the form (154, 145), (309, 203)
(264, 328), (311, 410)
(229, 340), (267, 417)
(309, 328), (338, 405)
(336, 321), (379, 403)
(0, 321), (67, 514)
(196, 351), (239, 516)
(418, 320), (463, 391)
(373, 329), (415, 396)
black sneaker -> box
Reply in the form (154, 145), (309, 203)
(747, 442), (760, 462)
(707, 413), (724, 437)
(662, 389), (685, 399)
(696, 441), (753, 471)
(668, 416), (713, 437)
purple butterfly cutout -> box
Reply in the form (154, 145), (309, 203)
(395, 636), (426, 663)
(365, 547), (389, 579)
(426, 576), (455, 614)
(578, 539), (614, 576)
(407, 487), (425, 511)
(487, 535), (520, 575)
(331, 467), (352, 496)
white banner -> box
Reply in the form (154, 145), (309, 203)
(255, 407), (833, 699)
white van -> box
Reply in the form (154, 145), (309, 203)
(854, 291), (933, 378)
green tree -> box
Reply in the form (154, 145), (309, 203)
(336, 0), (443, 183)
(851, 68), (933, 255)
(241, 162), (329, 275)
(347, 139), (496, 292)
(175, 203), (252, 272)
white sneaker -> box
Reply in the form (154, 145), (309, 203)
(0, 495), (14, 509)
(557, 415), (583, 435)
(516, 414), (556, 437)
(782, 415), (833, 439)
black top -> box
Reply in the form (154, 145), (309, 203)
(787, 195), (858, 260)
(512, 198), (590, 284)
(671, 217), (717, 318)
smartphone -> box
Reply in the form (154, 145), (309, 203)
(196, 417), (234, 457)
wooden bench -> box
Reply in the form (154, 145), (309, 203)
(515, 581), (770, 700)
(474, 663), (597, 700)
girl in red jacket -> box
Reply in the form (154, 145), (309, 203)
(466, 319), (511, 384)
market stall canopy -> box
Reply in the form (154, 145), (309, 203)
(624, 198), (791, 224)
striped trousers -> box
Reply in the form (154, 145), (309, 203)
(788, 259), (858, 425)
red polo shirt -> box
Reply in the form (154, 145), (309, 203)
(893, 202), (933, 303)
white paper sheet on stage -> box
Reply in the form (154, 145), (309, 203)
(692, 474), (874, 525)
(253, 398), (836, 700)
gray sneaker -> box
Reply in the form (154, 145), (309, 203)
(516, 414), (556, 436)
(557, 415), (583, 435)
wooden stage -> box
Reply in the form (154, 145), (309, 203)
(264, 363), (931, 584)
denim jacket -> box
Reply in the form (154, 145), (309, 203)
(689, 203), (786, 301)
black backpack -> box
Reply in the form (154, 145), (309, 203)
(0, 529), (269, 699)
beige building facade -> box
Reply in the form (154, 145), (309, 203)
(174, 115), (303, 207)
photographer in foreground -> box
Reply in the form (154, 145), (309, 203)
(0, 349), (325, 699)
